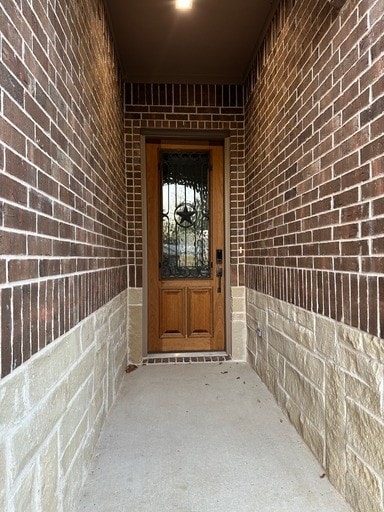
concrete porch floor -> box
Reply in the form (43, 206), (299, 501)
(76, 362), (352, 512)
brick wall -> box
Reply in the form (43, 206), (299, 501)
(124, 82), (245, 290)
(244, 0), (384, 340)
(0, 0), (127, 379)
(244, 0), (384, 510)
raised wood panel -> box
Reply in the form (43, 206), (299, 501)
(159, 288), (185, 338)
(188, 287), (212, 337)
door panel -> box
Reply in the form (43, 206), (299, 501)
(160, 288), (185, 337)
(188, 288), (213, 337)
(147, 140), (225, 353)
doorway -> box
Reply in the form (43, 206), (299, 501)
(146, 139), (225, 353)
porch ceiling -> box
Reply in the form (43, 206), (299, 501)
(104, 0), (279, 84)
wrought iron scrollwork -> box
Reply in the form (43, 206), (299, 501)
(160, 150), (210, 279)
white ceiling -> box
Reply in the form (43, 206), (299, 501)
(104, 0), (280, 84)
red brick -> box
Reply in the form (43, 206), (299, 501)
(361, 135), (384, 163)
(1, 289), (12, 377)
(8, 259), (39, 282)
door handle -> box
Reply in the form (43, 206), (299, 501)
(216, 267), (223, 293)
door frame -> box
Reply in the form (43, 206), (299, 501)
(140, 129), (232, 357)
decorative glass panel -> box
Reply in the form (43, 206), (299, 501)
(160, 150), (210, 279)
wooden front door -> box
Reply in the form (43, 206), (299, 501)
(146, 140), (225, 353)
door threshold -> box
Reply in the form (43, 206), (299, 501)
(143, 352), (230, 365)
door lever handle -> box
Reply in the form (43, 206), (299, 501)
(216, 268), (223, 293)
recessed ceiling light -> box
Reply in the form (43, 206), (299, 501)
(176, 0), (193, 10)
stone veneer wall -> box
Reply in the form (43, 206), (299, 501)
(244, 0), (384, 511)
(247, 291), (383, 512)
(1, 0), (128, 510)
(0, 291), (127, 511)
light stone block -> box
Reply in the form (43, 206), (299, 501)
(264, 366), (279, 398)
(276, 382), (287, 409)
(109, 305), (125, 333)
(60, 414), (88, 477)
(88, 400), (105, 450)
(0, 370), (27, 429)
(246, 288), (257, 306)
(316, 316), (337, 360)
(247, 303), (267, 331)
(232, 296), (245, 313)
(256, 329), (268, 363)
(290, 323), (315, 351)
(27, 330), (81, 407)
(107, 341), (115, 407)
(255, 354), (268, 385)
(346, 448), (382, 505)
(81, 427), (100, 473)
(232, 312), (246, 322)
(254, 291), (269, 310)
(285, 397), (325, 464)
(246, 303), (258, 329)
(346, 471), (382, 512)
(337, 323), (363, 352)
(231, 320), (246, 361)
(38, 434), (59, 512)
(296, 308), (315, 330)
(246, 327), (256, 355)
(128, 304), (143, 364)
(11, 381), (68, 479)
(95, 323), (109, 351)
(361, 331), (384, 364)
(246, 313), (258, 334)
(347, 400), (384, 476)
(61, 447), (86, 512)
(65, 348), (95, 402)
(128, 288), (142, 305)
(231, 286), (245, 298)
(284, 363), (325, 432)
(0, 442), (6, 501)
(93, 341), (109, 389)
(59, 379), (93, 451)
(114, 336), (128, 372)
(269, 327), (324, 389)
(268, 345), (280, 372)
(325, 363), (346, 495)
(80, 316), (96, 351)
(268, 310), (281, 331)
(0, 490), (4, 512)
(337, 345), (383, 388)
(279, 357), (285, 385)
(13, 464), (37, 512)
(94, 296), (115, 331)
(113, 365), (125, 403)
(269, 298), (296, 322)
(270, 310), (315, 351)
(94, 305), (108, 332)
(246, 348), (256, 370)
(345, 373), (382, 417)
(88, 383), (106, 429)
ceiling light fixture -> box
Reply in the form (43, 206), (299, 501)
(176, 0), (193, 10)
